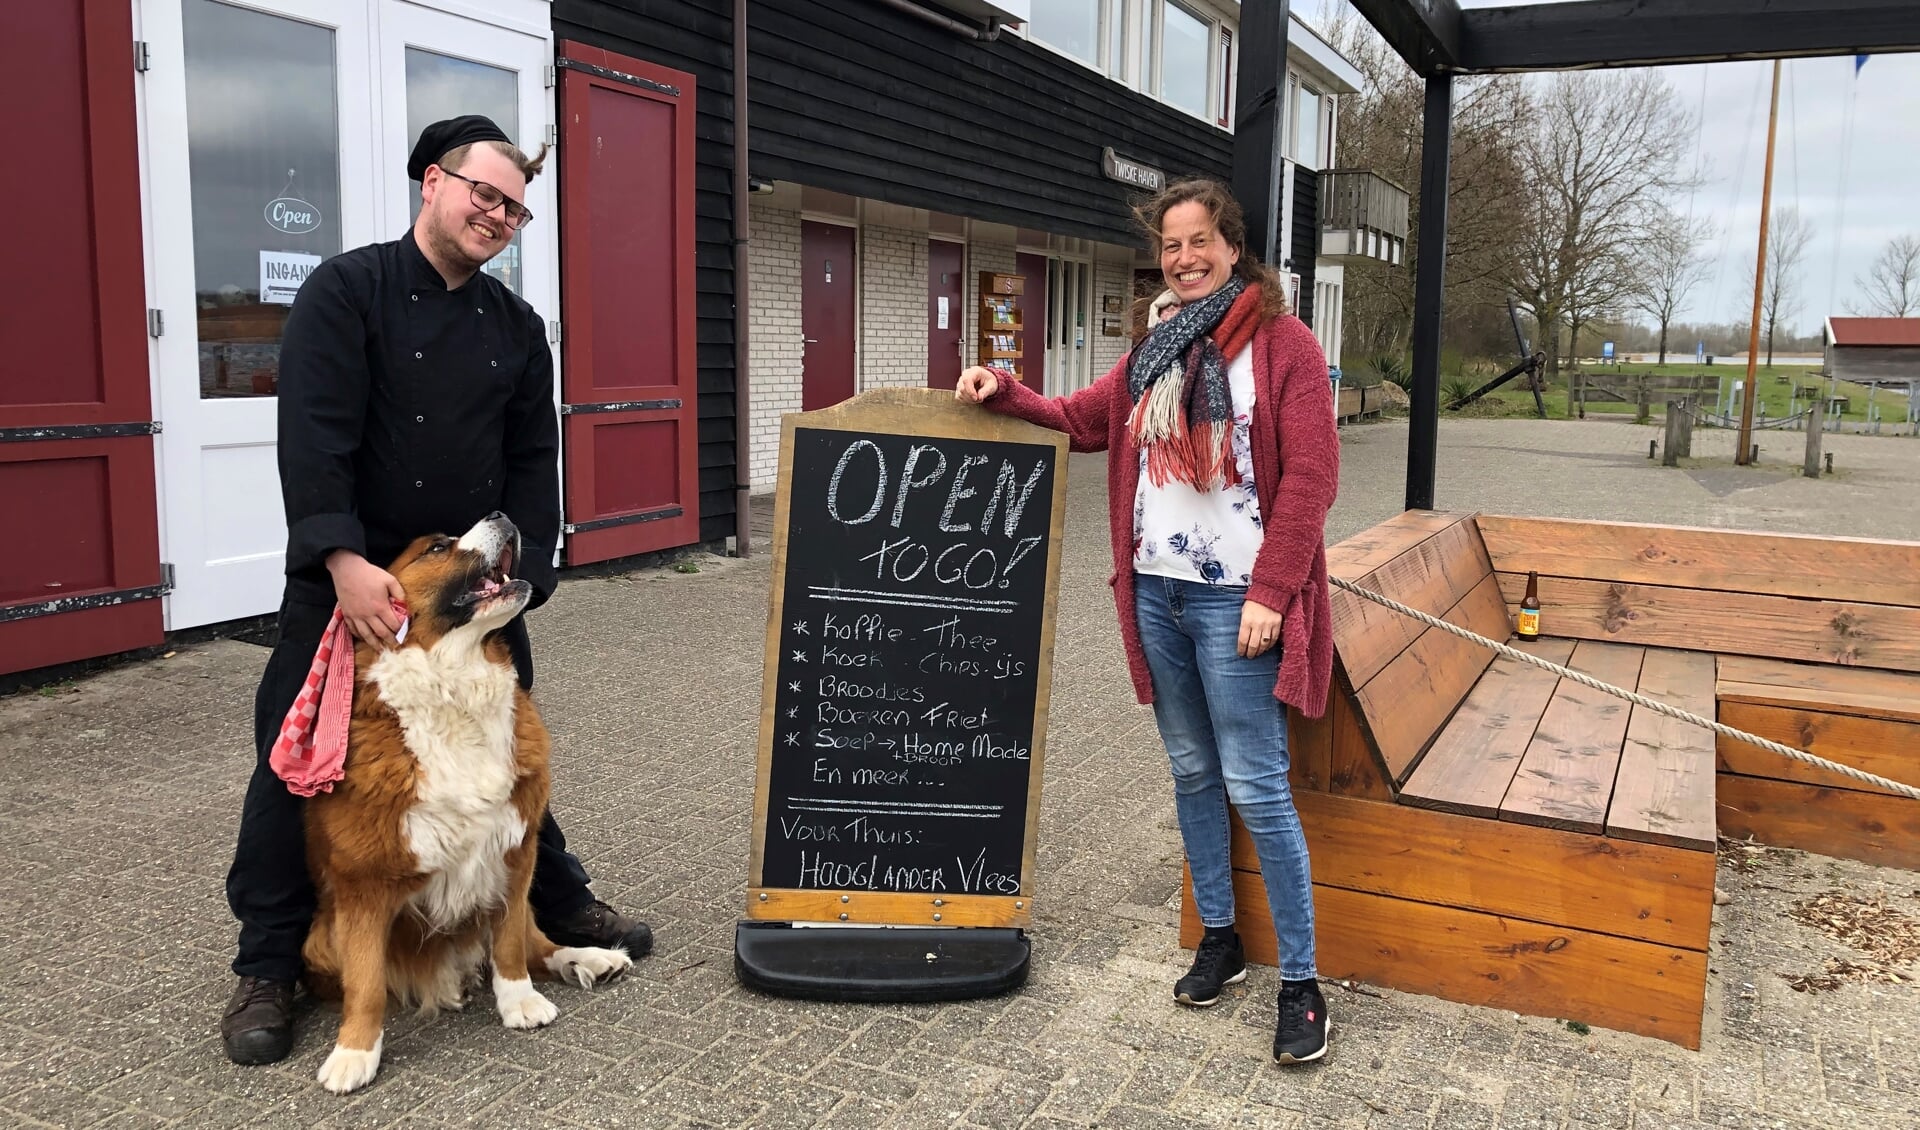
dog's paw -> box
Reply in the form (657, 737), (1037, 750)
(316, 1038), (382, 1094)
(546, 946), (632, 989)
(494, 977), (558, 1030)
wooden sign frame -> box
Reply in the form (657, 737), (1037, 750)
(746, 388), (1070, 931)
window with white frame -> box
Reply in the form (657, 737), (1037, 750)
(1023, 0), (1235, 126)
(1284, 74), (1336, 169)
(1157, 3), (1210, 118)
(1217, 25), (1233, 127)
(1313, 279), (1342, 365)
(1295, 83), (1322, 168)
(1027, 0), (1107, 69)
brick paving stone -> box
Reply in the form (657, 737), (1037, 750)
(1365, 1100), (1438, 1130)
(1432, 1099), (1501, 1129)
(91, 1111), (170, 1130)
(815, 1094), (897, 1128)
(2, 423), (1917, 1128)
(1112, 1103), (1245, 1130)
(961, 1076), (1047, 1129)
(1569, 1073), (1635, 1129)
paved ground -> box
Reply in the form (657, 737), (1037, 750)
(2, 417), (1916, 1129)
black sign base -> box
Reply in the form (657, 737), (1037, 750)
(734, 921), (1030, 1003)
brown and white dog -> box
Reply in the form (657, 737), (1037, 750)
(302, 513), (629, 1094)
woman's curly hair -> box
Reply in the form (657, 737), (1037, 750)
(1130, 177), (1292, 338)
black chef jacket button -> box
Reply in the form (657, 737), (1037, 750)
(415, 415), (424, 423)
(415, 351), (423, 359)
(415, 480), (423, 488)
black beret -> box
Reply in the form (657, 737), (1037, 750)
(407, 114), (511, 182)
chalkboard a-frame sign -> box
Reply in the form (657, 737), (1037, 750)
(737, 388), (1068, 1000)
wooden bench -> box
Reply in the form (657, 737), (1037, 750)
(1712, 658), (1920, 868)
(1178, 511), (1920, 1049)
(1481, 515), (1920, 871)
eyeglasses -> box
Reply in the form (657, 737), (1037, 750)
(440, 169), (534, 230)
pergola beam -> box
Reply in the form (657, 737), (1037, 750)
(1454, 0), (1920, 74)
(1232, 0), (1292, 269)
(1346, 0), (1463, 76)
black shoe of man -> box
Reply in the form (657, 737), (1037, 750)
(221, 975), (295, 1066)
(543, 899), (655, 959)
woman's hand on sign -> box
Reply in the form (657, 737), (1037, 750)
(1238, 599), (1284, 658)
(955, 366), (999, 403)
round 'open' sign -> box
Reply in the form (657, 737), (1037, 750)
(265, 197), (322, 235)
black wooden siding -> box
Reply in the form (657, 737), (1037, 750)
(745, 1), (1233, 244)
(554, 0), (1237, 545)
(555, 2), (741, 546)
(1291, 164), (1317, 331)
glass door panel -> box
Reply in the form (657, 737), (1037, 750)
(182, 0), (343, 399)
(404, 45), (523, 292)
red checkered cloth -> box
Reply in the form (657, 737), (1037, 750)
(269, 601), (408, 797)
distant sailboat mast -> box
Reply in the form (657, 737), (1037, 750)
(1736, 59), (1784, 466)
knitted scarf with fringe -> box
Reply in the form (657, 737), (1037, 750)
(1126, 278), (1263, 490)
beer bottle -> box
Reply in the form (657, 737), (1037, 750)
(1516, 570), (1542, 642)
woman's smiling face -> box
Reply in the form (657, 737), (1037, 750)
(1159, 200), (1240, 303)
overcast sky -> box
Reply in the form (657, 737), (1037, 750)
(1295, 0), (1920, 337)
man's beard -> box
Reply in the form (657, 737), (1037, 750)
(425, 209), (494, 275)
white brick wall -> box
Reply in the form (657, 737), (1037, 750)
(747, 198), (803, 489)
(859, 225), (927, 389)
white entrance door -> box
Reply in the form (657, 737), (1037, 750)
(376, 0), (556, 311)
(1045, 258), (1094, 396)
(143, 0), (555, 629)
(144, 0), (379, 629)
(376, 0), (560, 563)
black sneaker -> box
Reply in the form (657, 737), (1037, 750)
(1273, 979), (1330, 1064)
(1174, 931), (1246, 1007)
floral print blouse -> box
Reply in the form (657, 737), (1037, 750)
(1132, 346), (1264, 586)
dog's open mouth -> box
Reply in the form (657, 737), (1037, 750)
(456, 546), (525, 608)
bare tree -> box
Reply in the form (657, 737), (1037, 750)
(1631, 208), (1715, 364)
(1507, 71), (1696, 381)
(1850, 233), (1920, 317)
(1742, 207), (1815, 365)
(1320, 11), (1531, 365)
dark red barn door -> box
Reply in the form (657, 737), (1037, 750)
(556, 42), (700, 564)
(1, 0), (164, 676)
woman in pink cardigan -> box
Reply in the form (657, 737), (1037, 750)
(957, 178), (1339, 1064)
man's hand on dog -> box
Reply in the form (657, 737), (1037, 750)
(327, 550), (408, 647)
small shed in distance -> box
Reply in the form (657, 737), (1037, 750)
(1824, 317), (1920, 389)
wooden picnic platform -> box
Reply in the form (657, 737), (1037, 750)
(1180, 511), (1920, 1048)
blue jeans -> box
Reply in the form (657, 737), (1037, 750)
(1136, 574), (1317, 981)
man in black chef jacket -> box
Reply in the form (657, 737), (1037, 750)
(221, 115), (654, 1066)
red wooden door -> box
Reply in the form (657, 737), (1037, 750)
(802, 222), (856, 410)
(555, 42), (700, 565)
(1017, 252), (1049, 385)
(1, 0), (163, 676)
(926, 240), (964, 390)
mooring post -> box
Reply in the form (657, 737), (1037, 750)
(1804, 396), (1825, 478)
